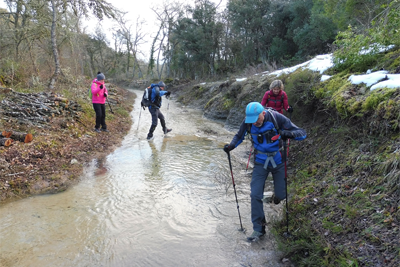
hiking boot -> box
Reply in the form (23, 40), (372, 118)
(94, 128), (101, 133)
(274, 196), (281, 205)
(147, 125), (156, 140)
(101, 128), (109, 132)
(247, 230), (264, 242)
(163, 128), (172, 134)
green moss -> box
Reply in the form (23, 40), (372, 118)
(315, 73), (351, 100)
(204, 94), (220, 109)
(222, 96), (234, 110)
(362, 88), (397, 111)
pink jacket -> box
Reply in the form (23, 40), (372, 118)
(91, 79), (108, 104)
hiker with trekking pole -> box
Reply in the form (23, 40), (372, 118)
(223, 102), (306, 241)
(244, 79), (294, 171)
(91, 72), (110, 133)
(140, 81), (172, 140)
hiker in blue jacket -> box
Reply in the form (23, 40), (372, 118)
(145, 81), (172, 140)
(223, 102), (306, 241)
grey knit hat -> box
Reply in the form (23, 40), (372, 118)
(97, 73), (105, 81)
(158, 81), (166, 88)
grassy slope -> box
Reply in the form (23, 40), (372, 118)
(171, 50), (400, 266)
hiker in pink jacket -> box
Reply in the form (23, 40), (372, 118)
(91, 72), (109, 133)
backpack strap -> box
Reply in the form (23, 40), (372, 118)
(265, 108), (280, 133)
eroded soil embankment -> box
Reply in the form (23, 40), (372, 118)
(0, 86), (135, 203)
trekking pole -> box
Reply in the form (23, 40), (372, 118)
(283, 139), (290, 237)
(166, 95), (170, 121)
(137, 106), (143, 131)
(287, 112), (292, 160)
(226, 151), (245, 232)
(106, 97), (114, 114)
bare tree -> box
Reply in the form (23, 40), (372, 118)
(149, 1), (182, 79)
(48, 0), (118, 90)
(115, 14), (146, 79)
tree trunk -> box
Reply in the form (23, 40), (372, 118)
(48, 0), (61, 90)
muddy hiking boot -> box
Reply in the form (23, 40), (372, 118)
(247, 230), (264, 242)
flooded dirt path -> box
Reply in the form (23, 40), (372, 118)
(0, 90), (284, 267)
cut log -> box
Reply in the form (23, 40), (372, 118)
(0, 138), (13, 147)
(9, 131), (33, 143)
(1, 130), (12, 138)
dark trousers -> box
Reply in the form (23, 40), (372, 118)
(149, 107), (166, 128)
(250, 162), (286, 232)
(93, 103), (107, 129)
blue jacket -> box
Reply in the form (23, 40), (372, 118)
(149, 84), (167, 109)
(229, 109), (306, 166)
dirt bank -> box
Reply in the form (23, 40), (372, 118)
(0, 84), (135, 203)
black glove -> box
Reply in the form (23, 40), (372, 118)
(223, 144), (233, 153)
(100, 84), (103, 89)
(165, 91), (171, 97)
(281, 130), (294, 140)
(104, 93), (107, 97)
(287, 106), (293, 113)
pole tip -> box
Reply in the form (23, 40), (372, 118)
(283, 232), (292, 238)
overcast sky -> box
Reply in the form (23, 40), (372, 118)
(83, 0), (227, 59)
(0, 0), (227, 60)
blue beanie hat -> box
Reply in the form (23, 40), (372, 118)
(245, 102), (264, 123)
(97, 73), (105, 81)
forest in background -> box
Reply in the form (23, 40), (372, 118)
(0, 0), (399, 90)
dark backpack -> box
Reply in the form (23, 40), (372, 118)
(141, 84), (161, 108)
(141, 87), (153, 107)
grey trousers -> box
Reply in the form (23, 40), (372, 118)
(250, 162), (286, 232)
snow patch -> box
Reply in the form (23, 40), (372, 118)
(321, 75), (332, 82)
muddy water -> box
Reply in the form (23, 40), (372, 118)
(0, 90), (283, 267)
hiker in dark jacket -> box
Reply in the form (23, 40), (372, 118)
(145, 81), (172, 140)
(261, 80), (293, 114)
(223, 102), (306, 241)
